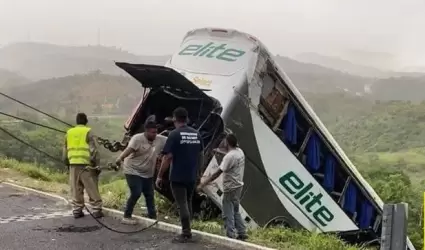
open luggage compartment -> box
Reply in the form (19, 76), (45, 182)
(116, 62), (225, 218)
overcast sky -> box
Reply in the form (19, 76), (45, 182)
(0, 0), (424, 68)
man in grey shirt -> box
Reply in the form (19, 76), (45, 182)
(116, 120), (166, 224)
(197, 134), (248, 240)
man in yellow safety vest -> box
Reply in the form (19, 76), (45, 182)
(63, 113), (104, 218)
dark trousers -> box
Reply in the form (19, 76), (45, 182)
(124, 174), (156, 219)
(170, 181), (195, 237)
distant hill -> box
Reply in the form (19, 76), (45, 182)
(0, 69), (29, 87)
(0, 42), (369, 94)
(294, 52), (387, 78)
(302, 91), (425, 153)
(275, 55), (370, 94)
(280, 54), (425, 101)
(302, 91), (375, 124)
(0, 72), (143, 116)
(294, 52), (425, 78)
(370, 76), (425, 102)
(328, 100), (425, 153)
(0, 42), (169, 80)
(2, 42), (425, 102)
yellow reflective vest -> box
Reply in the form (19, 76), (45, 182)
(66, 125), (91, 165)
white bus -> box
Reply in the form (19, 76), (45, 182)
(116, 27), (415, 249)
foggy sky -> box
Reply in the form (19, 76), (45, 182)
(1, 0), (424, 68)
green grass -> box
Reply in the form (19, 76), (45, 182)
(0, 157), (365, 250)
(352, 147), (425, 183)
(0, 158), (68, 183)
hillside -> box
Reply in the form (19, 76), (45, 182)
(0, 72), (143, 116)
(0, 70), (368, 118)
(302, 92), (425, 151)
(294, 52), (425, 78)
(0, 42), (373, 95)
(0, 42), (169, 80)
(303, 92), (425, 192)
(302, 91), (375, 123)
(2, 42), (425, 103)
(294, 52), (388, 78)
(275, 56), (370, 94)
(1, 91), (424, 248)
(370, 76), (425, 102)
(0, 69), (29, 87)
(1, 68), (425, 121)
(327, 100), (425, 153)
(1, 42), (425, 249)
(279, 55), (425, 101)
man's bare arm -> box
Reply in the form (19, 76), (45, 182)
(117, 146), (136, 162)
(157, 153), (172, 179)
(87, 130), (100, 166)
(199, 153), (230, 189)
(62, 135), (68, 165)
(200, 169), (222, 187)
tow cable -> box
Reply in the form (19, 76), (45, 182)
(0, 92), (160, 234)
(76, 165), (160, 234)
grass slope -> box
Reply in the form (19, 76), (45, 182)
(0, 158), (363, 250)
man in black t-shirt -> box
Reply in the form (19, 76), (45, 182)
(156, 107), (203, 243)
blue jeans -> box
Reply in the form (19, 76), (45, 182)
(124, 174), (156, 219)
(222, 187), (246, 238)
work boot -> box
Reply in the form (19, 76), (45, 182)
(144, 213), (157, 220)
(121, 217), (138, 225)
(237, 234), (249, 241)
(172, 234), (194, 243)
(73, 211), (85, 219)
(92, 210), (104, 218)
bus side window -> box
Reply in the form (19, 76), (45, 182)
(258, 72), (288, 128)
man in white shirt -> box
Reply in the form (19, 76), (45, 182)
(197, 134), (248, 240)
(116, 120), (166, 224)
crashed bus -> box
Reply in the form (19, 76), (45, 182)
(114, 27), (414, 249)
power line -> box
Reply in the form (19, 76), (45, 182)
(0, 125), (64, 164)
(0, 111), (66, 134)
(0, 91), (73, 127)
(0, 125), (160, 234)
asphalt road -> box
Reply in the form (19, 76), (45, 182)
(0, 184), (231, 250)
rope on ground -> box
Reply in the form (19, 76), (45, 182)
(0, 124), (159, 235)
(77, 166), (159, 234)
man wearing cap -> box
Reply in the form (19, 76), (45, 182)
(116, 119), (167, 224)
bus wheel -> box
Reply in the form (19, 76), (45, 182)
(264, 216), (292, 229)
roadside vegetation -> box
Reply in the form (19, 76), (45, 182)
(1, 94), (425, 249)
(0, 158), (362, 250)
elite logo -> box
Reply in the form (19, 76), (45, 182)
(279, 171), (335, 227)
(178, 42), (246, 62)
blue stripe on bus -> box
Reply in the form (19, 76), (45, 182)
(307, 133), (320, 171)
(323, 155), (335, 192)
